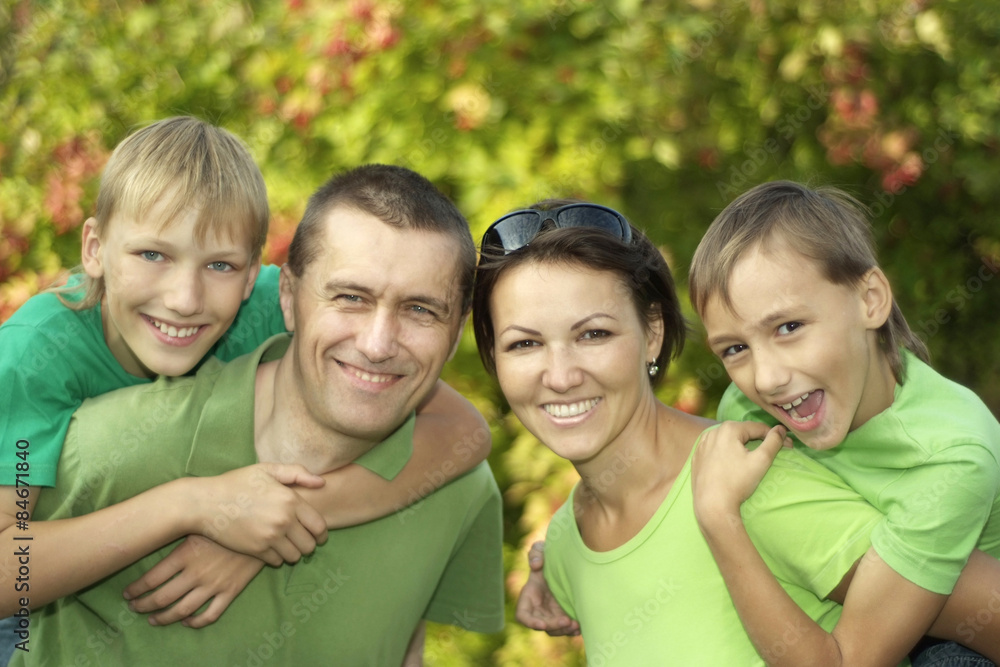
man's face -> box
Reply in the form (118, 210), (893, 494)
(280, 206), (467, 443)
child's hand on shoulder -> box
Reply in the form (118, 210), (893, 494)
(691, 421), (790, 532)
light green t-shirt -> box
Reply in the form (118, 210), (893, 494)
(544, 442), (881, 665)
(15, 335), (504, 666)
(0, 265), (285, 487)
(718, 350), (1000, 594)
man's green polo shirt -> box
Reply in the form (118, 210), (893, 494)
(18, 335), (504, 667)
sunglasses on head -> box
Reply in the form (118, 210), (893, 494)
(481, 203), (632, 255)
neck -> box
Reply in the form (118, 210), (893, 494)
(852, 343), (899, 431)
(253, 354), (382, 474)
(573, 398), (688, 513)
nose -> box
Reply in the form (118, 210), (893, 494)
(541, 347), (584, 393)
(355, 308), (400, 364)
(163, 268), (204, 317)
(752, 346), (792, 397)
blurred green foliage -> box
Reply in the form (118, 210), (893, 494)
(2, 0), (998, 663)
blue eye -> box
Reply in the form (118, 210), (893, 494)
(140, 251), (163, 262)
(208, 261), (234, 272)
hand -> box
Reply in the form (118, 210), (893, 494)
(691, 421), (789, 530)
(123, 535), (266, 628)
(192, 462), (329, 566)
(515, 542), (580, 636)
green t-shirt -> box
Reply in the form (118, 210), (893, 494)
(544, 442), (881, 665)
(16, 335), (504, 666)
(0, 265), (285, 487)
(718, 350), (1000, 594)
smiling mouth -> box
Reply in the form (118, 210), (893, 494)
(543, 398), (600, 418)
(338, 361), (399, 384)
(775, 390), (822, 423)
(147, 316), (202, 339)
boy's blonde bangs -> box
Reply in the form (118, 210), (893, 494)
(57, 117), (268, 310)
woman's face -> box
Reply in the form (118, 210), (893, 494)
(490, 260), (663, 464)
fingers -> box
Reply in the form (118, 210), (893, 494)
(528, 541), (546, 572)
(181, 594), (233, 629)
(754, 425), (790, 463)
(296, 503), (329, 544)
(258, 462), (325, 489)
(123, 560), (179, 603)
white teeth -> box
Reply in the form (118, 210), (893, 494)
(151, 318), (199, 339)
(780, 392), (811, 411)
(544, 399), (599, 418)
(352, 368), (394, 384)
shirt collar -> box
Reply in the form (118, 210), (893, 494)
(186, 334), (414, 480)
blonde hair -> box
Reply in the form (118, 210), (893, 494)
(689, 180), (928, 382)
(56, 116), (269, 309)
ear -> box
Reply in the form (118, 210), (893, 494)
(279, 264), (297, 333)
(860, 268), (893, 330)
(447, 313), (470, 362)
(242, 259), (262, 301)
(645, 306), (666, 365)
(80, 218), (104, 278)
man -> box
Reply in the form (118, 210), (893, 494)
(16, 165), (504, 666)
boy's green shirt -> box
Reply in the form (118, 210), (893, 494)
(719, 349), (1000, 594)
(0, 265), (285, 487)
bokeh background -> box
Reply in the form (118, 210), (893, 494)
(2, 0), (999, 663)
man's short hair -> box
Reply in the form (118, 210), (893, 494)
(287, 164), (476, 313)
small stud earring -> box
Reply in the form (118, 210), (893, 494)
(647, 361), (659, 378)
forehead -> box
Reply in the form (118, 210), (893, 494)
(311, 206), (465, 311)
(108, 193), (253, 251)
(704, 243), (841, 332)
(491, 261), (638, 327)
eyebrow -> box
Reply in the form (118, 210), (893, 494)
(705, 309), (793, 348)
(125, 237), (248, 258)
(497, 313), (614, 338)
(571, 313), (614, 330)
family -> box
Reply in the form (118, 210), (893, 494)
(0, 116), (997, 666)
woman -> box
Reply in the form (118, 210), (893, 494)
(472, 200), (999, 664)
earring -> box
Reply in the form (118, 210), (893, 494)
(647, 361), (659, 378)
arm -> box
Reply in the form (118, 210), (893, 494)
(0, 462), (327, 616)
(123, 380), (490, 627)
(296, 380), (490, 527)
(693, 423), (951, 666)
(401, 621), (426, 667)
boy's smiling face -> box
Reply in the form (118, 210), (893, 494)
(82, 199), (260, 378)
(701, 239), (896, 450)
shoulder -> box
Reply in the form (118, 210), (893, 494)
(889, 353), (1000, 460)
(70, 358), (226, 445)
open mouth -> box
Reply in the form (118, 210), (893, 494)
(337, 360), (399, 384)
(146, 316), (203, 340)
(776, 390), (823, 423)
(543, 398), (600, 418)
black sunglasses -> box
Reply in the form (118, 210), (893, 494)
(481, 203), (632, 255)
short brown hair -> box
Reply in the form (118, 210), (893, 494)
(473, 200), (687, 387)
(287, 164), (476, 313)
(688, 180), (928, 382)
